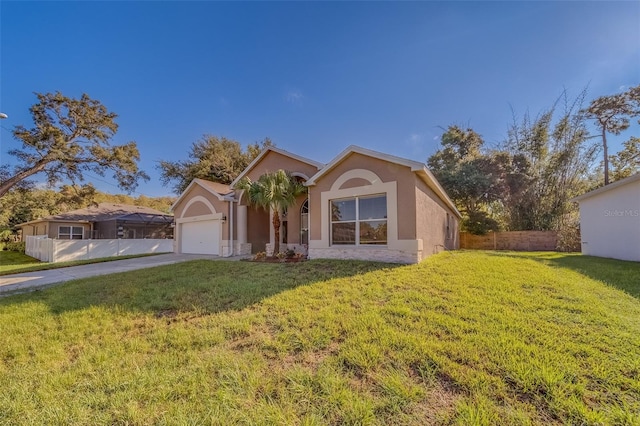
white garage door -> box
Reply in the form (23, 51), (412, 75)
(181, 220), (220, 255)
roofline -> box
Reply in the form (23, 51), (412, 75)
(416, 167), (463, 219)
(571, 173), (640, 202)
(230, 146), (324, 189)
(16, 219), (92, 227)
(306, 145), (424, 185)
(306, 145), (461, 218)
(170, 178), (233, 211)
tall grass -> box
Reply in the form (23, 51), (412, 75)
(0, 252), (638, 425)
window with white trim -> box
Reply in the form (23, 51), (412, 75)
(331, 194), (387, 245)
(58, 226), (84, 240)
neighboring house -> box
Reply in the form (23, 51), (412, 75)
(572, 173), (640, 262)
(171, 145), (461, 264)
(18, 203), (174, 241)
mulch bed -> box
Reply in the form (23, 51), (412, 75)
(243, 256), (307, 263)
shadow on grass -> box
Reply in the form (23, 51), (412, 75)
(486, 251), (640, 299)
(0, 259), (401, 315)
(0, 252), (168, 276)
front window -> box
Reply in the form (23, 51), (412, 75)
(331, 194), (387, 245)
(58, 226), (84, 240)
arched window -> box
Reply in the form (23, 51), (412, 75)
(300, 199), (309, 245)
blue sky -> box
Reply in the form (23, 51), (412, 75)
(1, 1), (639, 197)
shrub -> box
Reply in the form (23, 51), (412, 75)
(557, 224), (581, 252)
(0, 229), (15, 243)
(5, 241), (26, 253)
(253, 251), (267, 261)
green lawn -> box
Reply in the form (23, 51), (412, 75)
(0, 251), (639, 425)
(0, 251), (167, 276)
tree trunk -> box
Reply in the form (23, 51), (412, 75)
(0, 160), (49, 197)
(272, 210), (280, 255)
(603, 129), (609, 185)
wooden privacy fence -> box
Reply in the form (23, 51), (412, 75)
(460, 231), (558, 251)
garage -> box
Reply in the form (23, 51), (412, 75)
(180, 219), (220, 255)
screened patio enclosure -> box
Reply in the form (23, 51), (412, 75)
(92, 212), (174, 239)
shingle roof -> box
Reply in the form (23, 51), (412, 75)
(170, 178), (234, 212)
(193, 179), (233, 195)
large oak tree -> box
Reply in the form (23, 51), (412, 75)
(157, 136), (273, 194)
(427, 125), (504, 234)
(0, 92), (148, 197)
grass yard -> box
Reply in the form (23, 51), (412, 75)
(0, 250), (166, 276)
(0, 251), (639, 425)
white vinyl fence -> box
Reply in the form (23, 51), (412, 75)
(26, 236), (173, 263)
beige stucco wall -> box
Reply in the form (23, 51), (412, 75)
(578, 179), (640, 261)
(245, 151), (320, 183)
(309, 152), (417, 241)
(20, 223), (45, 239)
(173, 184), (231, 241)
(339, 177), (372, 189)
(307, 152), (459, 263)
(282, 194), (308, 246)
(239, 151), (319, 254)
(21, 221), (91, 240)
(246, 205), (270, 253)
(414, 175), (459, 254)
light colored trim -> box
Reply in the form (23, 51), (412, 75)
(306, 145), (424, 186)
(305, 145), (461, 219)
(314, 169), (399, 249)
(291, 172), (311, 181)
(415, 168), (462, 219)
(329, 194), (388, 246)
(179, 195), (217, 219)
(300, 198), (309, 245)
(177, 215), (223, 255)
(171, 178), (231, 212)
(57, 225), (85, 240)
(175, 213), (224, 224)
(230, 146), (324, 189)
(228, 199), (234, 257)
(308, 247), (421, 264)
(330, 168), (382, 191)
(17, 219), (91, 227)
(571, 173), (640, 202)
(237, 205), (248, 244)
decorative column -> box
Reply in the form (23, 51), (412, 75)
(237, 205), (247, 244)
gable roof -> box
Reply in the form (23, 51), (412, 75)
(230, 146), (324, 189)
(17, 203), (172, 227)
(170, 178), (233, 211)
(571, 173), (640, 203)
(306, 145), (462, 218)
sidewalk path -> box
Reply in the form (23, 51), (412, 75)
(0, 253), (245, 296)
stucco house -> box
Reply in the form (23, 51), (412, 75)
(18, 203), (174, 241)
(171, 145), (461, 264)
(572, 173), (640, 262)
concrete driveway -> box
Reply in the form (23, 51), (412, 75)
(0, 253), (244, 296)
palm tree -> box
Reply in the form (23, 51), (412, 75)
(237, 170), (307, 255)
